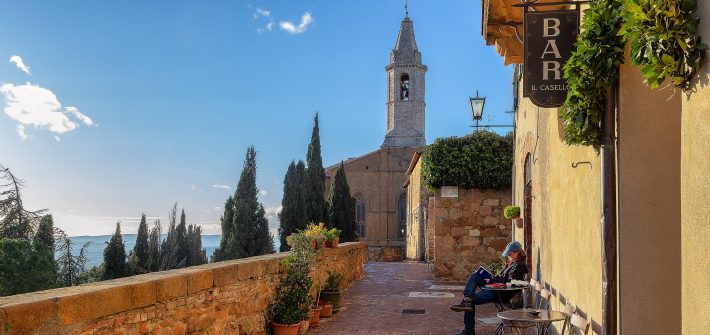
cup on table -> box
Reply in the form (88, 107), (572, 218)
(506, 282), (512, 289)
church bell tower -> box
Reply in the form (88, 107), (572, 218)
(382, 12), (427, 148)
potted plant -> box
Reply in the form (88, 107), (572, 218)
(504, 205), (521, 220)
(324, 228), (341, 248)
(304, 223), (327, 249)
(319, 301), (334, 318)
(319, 270), (343, 313)
(270, 233), (316, 335)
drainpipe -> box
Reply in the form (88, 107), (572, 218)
(601, 82), (618, 335)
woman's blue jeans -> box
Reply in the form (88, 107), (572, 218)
(462, 273), (497, 333)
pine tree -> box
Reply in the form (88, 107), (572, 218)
(147, 219), (161, 272)
(0, 165), (45, 240)
(327, 163), (357, 242)
(278, 161), (308, 252)
(187, 224), (207, 266)
(103, 222), (127, 280)
(213, 146), (274, 260)
(128, 214), (150, 275)
(305, 113), (327, 225)
(34, 214), (55, 250)
(56, 237), (90, 286)
(0, 239), (57, 296)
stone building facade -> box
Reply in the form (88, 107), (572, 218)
(325, 14), (426, 261)
(403, 151), (430, 261)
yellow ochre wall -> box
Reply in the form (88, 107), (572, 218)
(617, 51), (682, 334)
(681, 2), (710, 333)
(405, 155), (425, 260)
(512, 73), (603, 333)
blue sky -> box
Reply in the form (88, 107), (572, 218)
(0, 0), (513, 236)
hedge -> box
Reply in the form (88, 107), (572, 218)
(421, 131), (513, 190)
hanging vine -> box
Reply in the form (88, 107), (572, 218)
(620, 0), (707, 92)
(560, 0), (626, 149)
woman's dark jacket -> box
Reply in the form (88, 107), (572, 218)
(490, 258), (529, 301)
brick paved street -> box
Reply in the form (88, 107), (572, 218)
(309, 262), (502, 335)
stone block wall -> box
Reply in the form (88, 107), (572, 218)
(0, 242), (367, 335)
(431, 188), (512, 281)
(368, 246), (404, 262)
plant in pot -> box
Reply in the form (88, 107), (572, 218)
(319, 270), (343, 313)
(270, 232), (316, 335)
(504, 205), (523, 228)
(304, 222), (327, 250)
(324, 228), (341, 248)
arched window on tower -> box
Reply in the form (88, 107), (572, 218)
(355, 195), (366, 238)
(400, 74), (410, 101)
(398, 192), (407, 238)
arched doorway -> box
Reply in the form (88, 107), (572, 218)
(524, 154), (533, 271)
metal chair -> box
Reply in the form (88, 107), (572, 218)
(567, 314), (590, 334)
(559, 303), (576, 334)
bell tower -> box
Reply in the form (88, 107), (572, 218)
(382, 12), (427, 148)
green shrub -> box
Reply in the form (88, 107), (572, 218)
(422, 131), (513, 190)
(0, 238), (57, 296)
(323, 270), (343, 292)
(504, 206), (521, 219)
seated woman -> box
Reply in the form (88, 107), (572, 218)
(450, 241), (529, 335)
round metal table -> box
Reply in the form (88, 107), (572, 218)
(497, 309), (567, 335)
(480, 285), (529, 335)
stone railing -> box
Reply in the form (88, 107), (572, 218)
(0, 242), (367, 335)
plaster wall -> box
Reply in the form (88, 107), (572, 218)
(617, 51), (682, 335)
(405, 155), (428, 260)
(513, 73), (603, 333)
(681, 2), (710, 333)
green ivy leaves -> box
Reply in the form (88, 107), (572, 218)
(561, 0), (626, 149)
(620, 0), (707, 91)
(561, 0), (706, 149)
(421, 131), (513, 190)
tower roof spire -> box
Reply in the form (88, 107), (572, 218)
(391, 9), (420, 64)
(405, 0), (409, 19)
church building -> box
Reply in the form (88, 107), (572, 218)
(325, 13), (426, 261)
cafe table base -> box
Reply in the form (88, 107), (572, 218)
(480, 285), (529, 335)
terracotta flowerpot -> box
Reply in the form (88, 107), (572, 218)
(319, 290), (342, 312)
(273, 323), (300, 335)
(310, 306), (322, 327)
(319, 303), (333, 318)
(325, 237), (339, 248)
(299, 320), (310, 334)
(310, 240), (320, 250)
(514, 218), (524, 228)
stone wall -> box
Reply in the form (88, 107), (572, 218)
(430, 188), (512, 281)
(0, 242), (367, 335)
(367, 246), (404, 262)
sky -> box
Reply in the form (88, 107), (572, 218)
(0, 0), (514, 237)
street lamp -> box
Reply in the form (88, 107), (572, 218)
(469, 90), (486, 129)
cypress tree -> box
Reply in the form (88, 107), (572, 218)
(212, 196), (235, 262)
(214, 146), (274, 260)
(176, 209), (189, 266)
(327, 163), (357, 242)
(147, 219), (161, 272)
(305, 113), (327, 225)
(34, 214), (55, 250)
(278, 161), (308, 252)
(186, 224), (207, 266)
(160, 204), (185, 270)
(128, 214), (150, 274)
(103, 222), (127, 280)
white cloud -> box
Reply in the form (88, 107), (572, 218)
(260, 190), (268, 196)
(54, 135), (61, 142)
(65, 106), (94, 126)
(211, 184), (231, 190)
(0, 83), (93, 139)
(9, 55), (30, 75)
(266, 22), (274, 31)
(279, 12), (313, 34)
(253, 7), (271, 19)
(264, 205), (282, 228)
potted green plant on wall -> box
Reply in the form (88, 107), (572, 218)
(269, 232), (316, 335)
(324, 228), (341, 248)
(504, 205), (523, 228)
(304, 223), (327, 249)
(319, 270), (344, 313)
